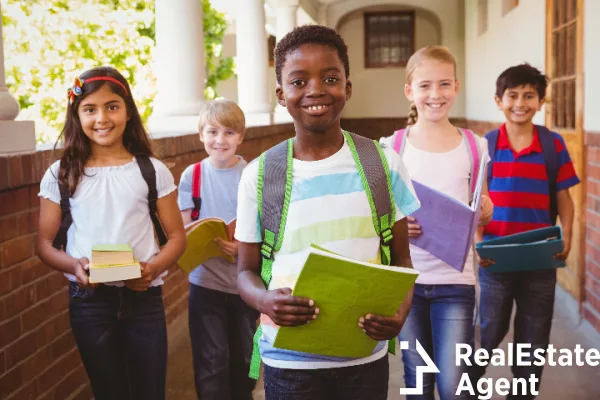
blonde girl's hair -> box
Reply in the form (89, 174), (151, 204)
(198, 99), (246, 135)
(405, 46), (457, 126)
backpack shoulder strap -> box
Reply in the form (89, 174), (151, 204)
(257, 138), (293, 285)
(345, 131), (395, 265)
(459, 128), (481, 200)
(535, 125), (559, 225)
(191, 161), (202, 221)
(249, 138), (293, 380)
(345, 131), (397, 356)
(52, 176), (72, 250)
(392, 128), (408, 155)
(484, 129), (500, 190)
(136, 155), (168, 246)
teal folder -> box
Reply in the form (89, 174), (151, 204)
(272, 244), (419, 358)
(475, 226), (565, 273)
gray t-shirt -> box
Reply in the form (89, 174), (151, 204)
(177, 157), (247, 293)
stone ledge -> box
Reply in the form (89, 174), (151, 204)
(0, 121), (36, 155)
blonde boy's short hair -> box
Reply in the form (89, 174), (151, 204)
(197, 99), (246, 135)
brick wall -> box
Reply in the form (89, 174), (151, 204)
(464, 120), (502, 135)
(585, 131), (600, 333)
(341, 117), (469, 140)
(0, 123), (294, 400)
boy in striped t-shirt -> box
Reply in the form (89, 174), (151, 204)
(235, 25), (420, 399)
(474, 64), (580, 397)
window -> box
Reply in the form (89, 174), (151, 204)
(550, 0), (578, 129)
(364, 11), (414, 68)
(502, 0), (519, 16)
(477, 0), (488, 35)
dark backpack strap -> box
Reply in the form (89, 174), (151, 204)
(346, 132), (395, 262)
(136, 155), (168, 246)
(536, 125), (559, 225)
(484, 129), (500, 190)
(52, 181), (72, 250)
(191, 161), (202, 221)
(258, 139), (292, 279)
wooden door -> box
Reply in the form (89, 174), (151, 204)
(545, 0), (585, 303)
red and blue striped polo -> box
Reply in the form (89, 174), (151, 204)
(483, 124), (580, 240)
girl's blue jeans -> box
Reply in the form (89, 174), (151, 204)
(68, 282), (167, 400)
(398, 283), (476, 400)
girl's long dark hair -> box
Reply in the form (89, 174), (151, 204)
(55, 66), (155, 195)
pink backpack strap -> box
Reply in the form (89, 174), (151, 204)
(392, 128), (408, 154)
(191, 161), (202, 221)
(460, 128), (480, 198)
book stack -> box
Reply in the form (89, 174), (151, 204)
(89, 244), (141, 283)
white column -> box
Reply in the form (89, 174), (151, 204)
(276, 1), (298, 42)
(318, 4), (328, 26)
(149, 0), (205, 137)
(236, 0), (271, 126)
(273, 0), (298, 123)
(0, 2), (35, 154)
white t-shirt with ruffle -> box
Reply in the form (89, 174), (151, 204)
(38, 157), (177, 287)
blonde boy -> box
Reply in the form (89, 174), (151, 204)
(177, 99), (258, 399)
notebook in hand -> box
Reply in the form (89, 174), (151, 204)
(409, 155), (487, 272)
(476, 226), (565, 273)
(90, 244), (141, 283)
(272, 244), (419, 358)
(178, 218), (237, 274)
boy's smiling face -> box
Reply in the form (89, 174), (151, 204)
(199, 122), (243, 168)
(496, 84), (544, 125)
(276, 43), (352, 134)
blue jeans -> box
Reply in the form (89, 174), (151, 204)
(398, 284), (476, 400)
(188, 284), (259, 400)
(475, 268), (556, 399)
(68, 282), (167, 400)
(263, 354), (389, 400)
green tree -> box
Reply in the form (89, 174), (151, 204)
(202, 0), (235, 100)
(1, 0), (235, 143)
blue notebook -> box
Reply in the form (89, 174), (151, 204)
(409, 156), (488, 272)
(476, 226), (565, 273)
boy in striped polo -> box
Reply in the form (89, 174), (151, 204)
(475, 64), (580, 398)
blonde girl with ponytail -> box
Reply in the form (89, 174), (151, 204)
(380, 46), (494, 400)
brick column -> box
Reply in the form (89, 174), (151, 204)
(584, 131), (600, 333)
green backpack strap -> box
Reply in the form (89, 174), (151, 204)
(344, 131), (398, 354)
(249, 138), (293, 379)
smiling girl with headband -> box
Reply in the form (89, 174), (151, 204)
(37, 66), (186, 400)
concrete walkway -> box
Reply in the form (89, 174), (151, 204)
(166, 286), (600, 399)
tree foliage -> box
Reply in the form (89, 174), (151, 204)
(1, 0), (234, 143)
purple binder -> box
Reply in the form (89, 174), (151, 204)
(409, 175), (484, 272)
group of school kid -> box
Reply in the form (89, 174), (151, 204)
(36, 25), (580, 400)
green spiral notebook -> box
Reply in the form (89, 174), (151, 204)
(272, 244), (419, 358)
